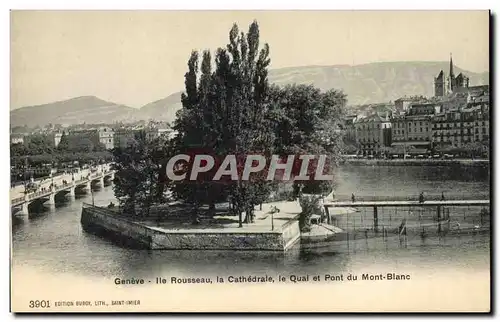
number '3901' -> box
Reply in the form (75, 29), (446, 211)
(29, 300), (50, 308)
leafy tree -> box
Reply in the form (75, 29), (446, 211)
(113, 132), (150, 215)
(173, 21), (274, 226)
(10, 143), (27, 157)
(112, 131), (168, 216)
(25, 134), (55, 155)
(57, 132), (70, 151)
(268, 84), (347, 198)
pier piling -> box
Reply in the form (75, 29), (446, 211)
(437, 205), (441, 233)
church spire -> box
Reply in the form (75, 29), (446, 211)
(449, 52), (454, 78)
(449, 52), (455, 91)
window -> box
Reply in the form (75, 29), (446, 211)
(426, 127), (428, 132)
(420, 128), (422, 132)
(109, 139), (112, 143)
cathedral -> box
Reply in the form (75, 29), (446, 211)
(434, 54), (470, 97)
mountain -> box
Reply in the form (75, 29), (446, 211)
(10, 62), (489, 127)
(267, 61), (489, 105)
(138, 61), (489, 123)
(10, 96), (141, 128)
(140, 92), (183, 122)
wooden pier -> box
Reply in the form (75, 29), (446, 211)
(323, 199), (490, 233)
(324, 200), (490, 208)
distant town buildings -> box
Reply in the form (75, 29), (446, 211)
(10, 54), (489, 159)
(11, 121), (175, 152)
(10, 133), (24, 145)
(343, 54), (490, 156)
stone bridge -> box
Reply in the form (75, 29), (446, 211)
(10, 164), (115, 216)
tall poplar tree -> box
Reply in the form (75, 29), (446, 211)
(173, 21), (275, 226)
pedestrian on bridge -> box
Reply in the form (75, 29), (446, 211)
(351, 193), (356, 203)
(419, 192), (425, 203)
(441, 192), (445, 201)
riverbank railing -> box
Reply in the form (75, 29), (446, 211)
(331, 193), (490, 202)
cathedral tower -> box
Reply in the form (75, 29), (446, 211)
(434, 70), (448, 97)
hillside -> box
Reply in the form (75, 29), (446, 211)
(268, 61), (488, 105)
(10, 96), (141, 128)
(140, 92), (183, 122)
(10, 61), (489, 127)
(138, 61), (489, 123)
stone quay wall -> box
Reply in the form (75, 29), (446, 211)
(81, 204), (300, 251)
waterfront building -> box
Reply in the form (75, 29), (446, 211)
(432, 98), (489, 148)
(391, 103), (439, 152)
(354, 112), (392, 156)
(341, 114), (359, 143)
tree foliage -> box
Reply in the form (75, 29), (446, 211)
(172, 21), (274, 226)
(111, 20), (348, 226)
(268, 84), (347, 197)
(112, 131), (173, 216)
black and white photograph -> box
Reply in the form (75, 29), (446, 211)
(8, 10), (491, 312)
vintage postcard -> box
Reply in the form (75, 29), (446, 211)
(9, 10), (491, 312)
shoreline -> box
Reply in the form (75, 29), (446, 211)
(80, 201), (305, 251)
(342, 159), (490, 167)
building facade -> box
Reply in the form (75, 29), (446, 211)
(391, 103), (439, 152)
(394, 97), (417, 112)
(10, 134), (25, 145)
(354, 113), (392, 156)
(432, 102), (489, 148)
(98, 127), (114, 150)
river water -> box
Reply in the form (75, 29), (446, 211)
(11, 165), (490, 298)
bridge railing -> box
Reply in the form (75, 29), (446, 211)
(331, 193), (490, 202)
(12, 196), (25, 204)
(58, 183), (74, 190)
(27, 190), (51, 200)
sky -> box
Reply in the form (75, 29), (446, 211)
(10, 10), (490, 110)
